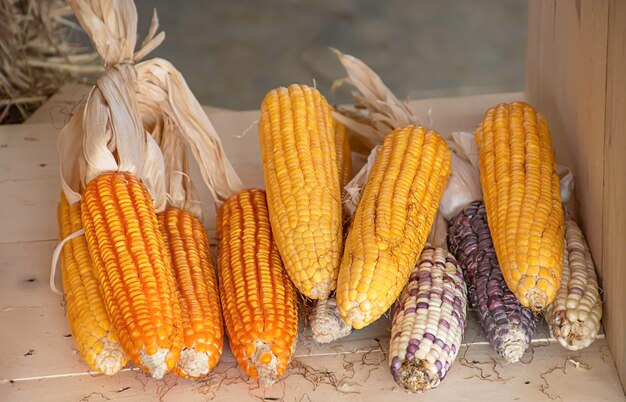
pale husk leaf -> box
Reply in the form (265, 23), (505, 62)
(343, 145), (380, 220)
(67, 0), (138, 66)
(558, 165), (574, 204)
(438, 131), (482, 221)
(426, 213), (448, 249)
(331, 48), (422, 147)
(70, 0), (167, 206)
(81, 64), (146, 184)
(136, 58), (244, 205)
(58, 110), (85, 204)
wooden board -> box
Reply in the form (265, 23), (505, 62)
(602, 0), (626, 391)
(3, 341), (623, 402)
(3, 92), (623, 400)
(526, 0), (626, 391)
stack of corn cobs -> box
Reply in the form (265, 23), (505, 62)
(52, 0), (603, 393)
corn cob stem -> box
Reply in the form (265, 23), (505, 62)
(545, 217), (602, 350)
(448, 201), (536, 363)
(309, 295), (352, 344)
(217, 189), (298, 385)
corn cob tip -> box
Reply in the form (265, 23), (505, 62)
(395, 359), (440, 393)
(177, 349), (212, 378)
(250, 340), (285, 386)
(339, 303), (370, 330)
(550, 312), (599, 351)
(527, 290), (549, 314)
(499, 328), (527, 364)
(139, 348), (173, 380)
(94, 338), (127, 376)
(310, 298), (352, 344)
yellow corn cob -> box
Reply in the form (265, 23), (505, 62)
(476, 102), (564, 312)
(337, 125), (451, 329)
(157, 208), (223, 378)
(81, 172), (183, 379)
(217, 189), (298, 385)
(334, 119), (353, 189)
(258, 84), (342, 299)
(57, 193), (126, 375)
(544, 217), (602, 350)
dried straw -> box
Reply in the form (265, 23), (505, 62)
(0, 0), (99, 123)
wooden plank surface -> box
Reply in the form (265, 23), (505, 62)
(526, 0), (626, 391)
(602, 0), (626, 391)
(3, 341), (623, 402)
(525, 0), (609, 275)
(3, 91), (624, 400)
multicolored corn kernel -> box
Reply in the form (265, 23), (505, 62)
(389, 245), (467, 392)
(544, 217), (602, 350)
(449, 201), (535, 363)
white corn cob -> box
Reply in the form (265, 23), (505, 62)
(309, 296), (352, 343)
(389, 244), (467, 393)
(544, 217), (602, 350)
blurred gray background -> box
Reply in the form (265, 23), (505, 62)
(135, 0), (527, 110)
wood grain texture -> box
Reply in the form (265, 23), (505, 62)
(602, 0), (626, 391)
(527, 0), (626, 391)
(526, 0), (609, 275)
(3, 341), (623, 402)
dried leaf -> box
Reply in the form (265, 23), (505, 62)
(438, 131), (482, 221)
(331, 48), (422, 146)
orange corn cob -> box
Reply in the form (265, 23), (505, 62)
(81, 172), (183, 379)
(58, 193), (126, 375)
(217, 189), (298, 385)
(158, 208), (223, 377)
(258, 84), (342, 299)
(476, 102), (564, 311)
(337, 125), (451, 329)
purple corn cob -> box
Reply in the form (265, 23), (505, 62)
(448, 201), (536, 363)
(389, 245), (467, 393)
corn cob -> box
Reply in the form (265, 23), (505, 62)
(475, 102), (564, 312)
(336, 125), (451, 329)
(158, 208), (223, 377)
(57, 193), (126, 375)
(544, 217), (602, 350)
(217, 189), (298, 385)
(142, 110), (224, 378)
(334, 119), (353, 189)
(258, 84), (342, 299)
(448, 201), (535, 363)
(81, 172), (183, 378)
(389, 244), (467, 392)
